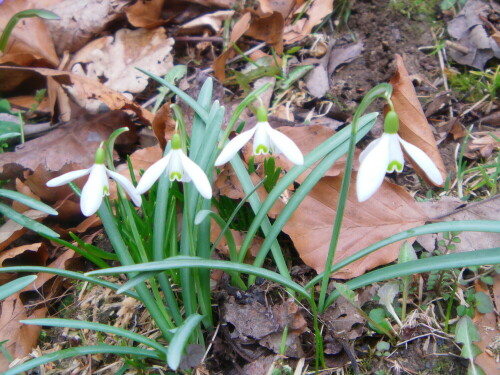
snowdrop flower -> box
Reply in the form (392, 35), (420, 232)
(357, 111), (443, 202)
(136, 133), (212, 199)
(46, 147), (142, 216)
(215, 106), (304, 166)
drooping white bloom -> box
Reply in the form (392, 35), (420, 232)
(215, 106), (304, 166)
(46, 149), (142, 216)
(136, 134), (212, 199)
(356, 112), (443, 202)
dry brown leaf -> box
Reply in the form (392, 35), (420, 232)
(0, 296), (47, 372)
(389, 54), (446, 186)
(40, 0), (129, 54)
(0, 248), (77, 372)
(283, 0), (333, 44)
(0, 243), (48, 284)
(417, 196), (500, 253)
(69, 28), (174, 96)
(125, 0), (166, 28)
(152, 103), (176, 150)
(465, 130), (500, 159)
(0, 0), (59, 67)
(0, 66), (154, 125)
(283, 173), (428, 279)
(323, 296), (366, 340)
(473, 280), (500, 374)
(246, 12), (284, 54)
(213, 12), (251, 81)
(0, 210), (48, 252)
(276, 125), (360, 184)
(7, 96), (50, 113)
(0, 111), (137, 180)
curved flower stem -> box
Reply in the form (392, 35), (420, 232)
(317, 83), (393, 313)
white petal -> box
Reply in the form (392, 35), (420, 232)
(359, 138), (382, 164)
(46, 168), (91, 187)
(387, 133), (404, 173)
(179, 152), (213, 199)
(136, 153), (171, 194)
(107, 169), (142, 206)
(80, 165), (107, 216)
(356, 134), (391, 202)
(253, 122), (272, 155)
(215, 127), (257, 166)
(399, 137), (444, 186)
(268, 128), (304, 165)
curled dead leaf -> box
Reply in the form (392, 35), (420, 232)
(390, 54), (446, 186)
(0, 0), (59, 67)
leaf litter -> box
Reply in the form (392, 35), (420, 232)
(0, 0), (499, 373)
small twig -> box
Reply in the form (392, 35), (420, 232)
(445, 40), (470, 55)
(460, 93), (490, 117)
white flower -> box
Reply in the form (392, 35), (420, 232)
(136, 135), (212, 199)
(215, 121), (304, 166)
(215, 106), (304, 166)
(356, 132), (443, 202)
(47, 162), (142, 217)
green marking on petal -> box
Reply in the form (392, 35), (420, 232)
(255, 144), (269, 154)
(169, 171), (182, 181)
(103, 185), (110, 196)
(387, 160), (403, 173)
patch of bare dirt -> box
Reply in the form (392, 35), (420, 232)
(330, 0), (439, 110)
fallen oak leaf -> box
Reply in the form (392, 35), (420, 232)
(68, 27), (174, 97)
(390, 54), (446, 186)
(40, 0), (129, 54)
(0, 66), (154, 126)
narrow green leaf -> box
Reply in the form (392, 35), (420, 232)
(0, 266), (140, 300)
(116, 271), (158, 294)
(0, 275), (37, 300)
(135, 67), (209, 121)
(86, 256), (311, 300)
(308, 220), (500, 290)
(21, 318), (167, 355)
(167, 314), (204, 370)
(0, 189), (58, 215)
(0, 202), (59, 237)
(324, 247), (500, 308)
(3, 345), (161, 375)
